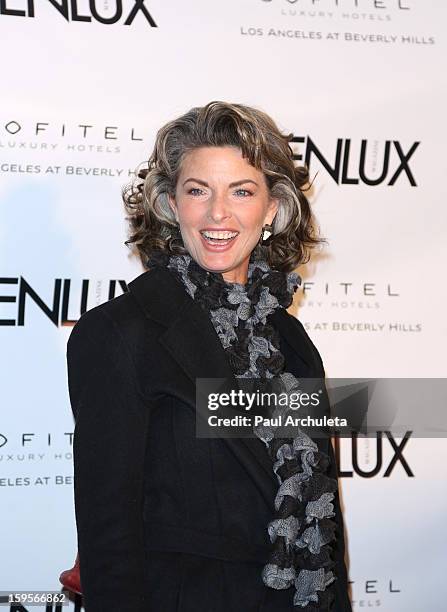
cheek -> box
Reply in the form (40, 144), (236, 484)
(177, 202), (201, 229)
(238, 202), (269, 229)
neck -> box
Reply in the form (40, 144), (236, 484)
(221, 268), (248, 285)
(219, 256), (250, 285)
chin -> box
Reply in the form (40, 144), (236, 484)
(200, 258), (237, 274)
(196, 252), (242, 274)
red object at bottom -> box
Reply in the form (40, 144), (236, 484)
(59, 552), (82, 595)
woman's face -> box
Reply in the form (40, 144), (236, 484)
(168, 146), (278, 284)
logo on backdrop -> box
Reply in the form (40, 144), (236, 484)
(0, 431), (73, 450)
(0, 0), (157, 26)
(0, 276), (405, 326)
(261, 0), (411, 6)
(289, 136), (420, 186)
(0, 118), (421, 186)
(0, 430), (73, 466)
(260, 0), (412, 15)
(0, 277), (128, 326)
(351, 576), (402, 609)
(0, 431), (73, 493)
(336, 431), (414, 478)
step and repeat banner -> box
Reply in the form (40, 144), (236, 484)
(1, 1), (446, 610)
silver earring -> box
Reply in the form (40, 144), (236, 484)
(262, 224), (272, 242)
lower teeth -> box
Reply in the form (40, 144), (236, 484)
(204, 236), (235, 242)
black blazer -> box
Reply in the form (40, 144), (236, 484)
(67, 266), (352, 612)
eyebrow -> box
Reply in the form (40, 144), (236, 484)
(182, 178), (259, 188)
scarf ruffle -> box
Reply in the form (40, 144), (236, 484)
(146, 248), (338, 610)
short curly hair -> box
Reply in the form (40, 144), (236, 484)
(122, 100), (325, 273)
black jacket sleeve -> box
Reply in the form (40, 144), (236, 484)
(67, 307), (150, 611)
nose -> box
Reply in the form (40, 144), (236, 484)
(207, 193), (232, 224)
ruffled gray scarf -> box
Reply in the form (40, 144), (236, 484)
(146, 248), (338, 610)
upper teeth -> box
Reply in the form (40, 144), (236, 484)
(202, 230), (238, 239)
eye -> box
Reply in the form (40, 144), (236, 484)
(188, 187), (204, 196)
(234, 188), (253, 197)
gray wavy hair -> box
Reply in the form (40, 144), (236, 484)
(122, 100), (325, 272)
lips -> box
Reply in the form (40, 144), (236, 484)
(199, 229), (239, 251)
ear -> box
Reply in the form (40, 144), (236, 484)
(264, 197), (279, 226)
(167, 193), (179, 222)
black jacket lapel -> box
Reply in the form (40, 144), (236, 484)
(127, 268), (278, 506)
(127, 267), (325, 510)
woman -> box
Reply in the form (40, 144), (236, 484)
(67, 100), (352, 611)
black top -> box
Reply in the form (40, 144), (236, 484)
(67, 266), (352, 612)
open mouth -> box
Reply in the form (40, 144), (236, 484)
(200, 230), (239, 245)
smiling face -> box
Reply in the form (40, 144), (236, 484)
(168, 146), (278, 284)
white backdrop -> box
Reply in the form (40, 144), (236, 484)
(1, 1), (446, 610)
